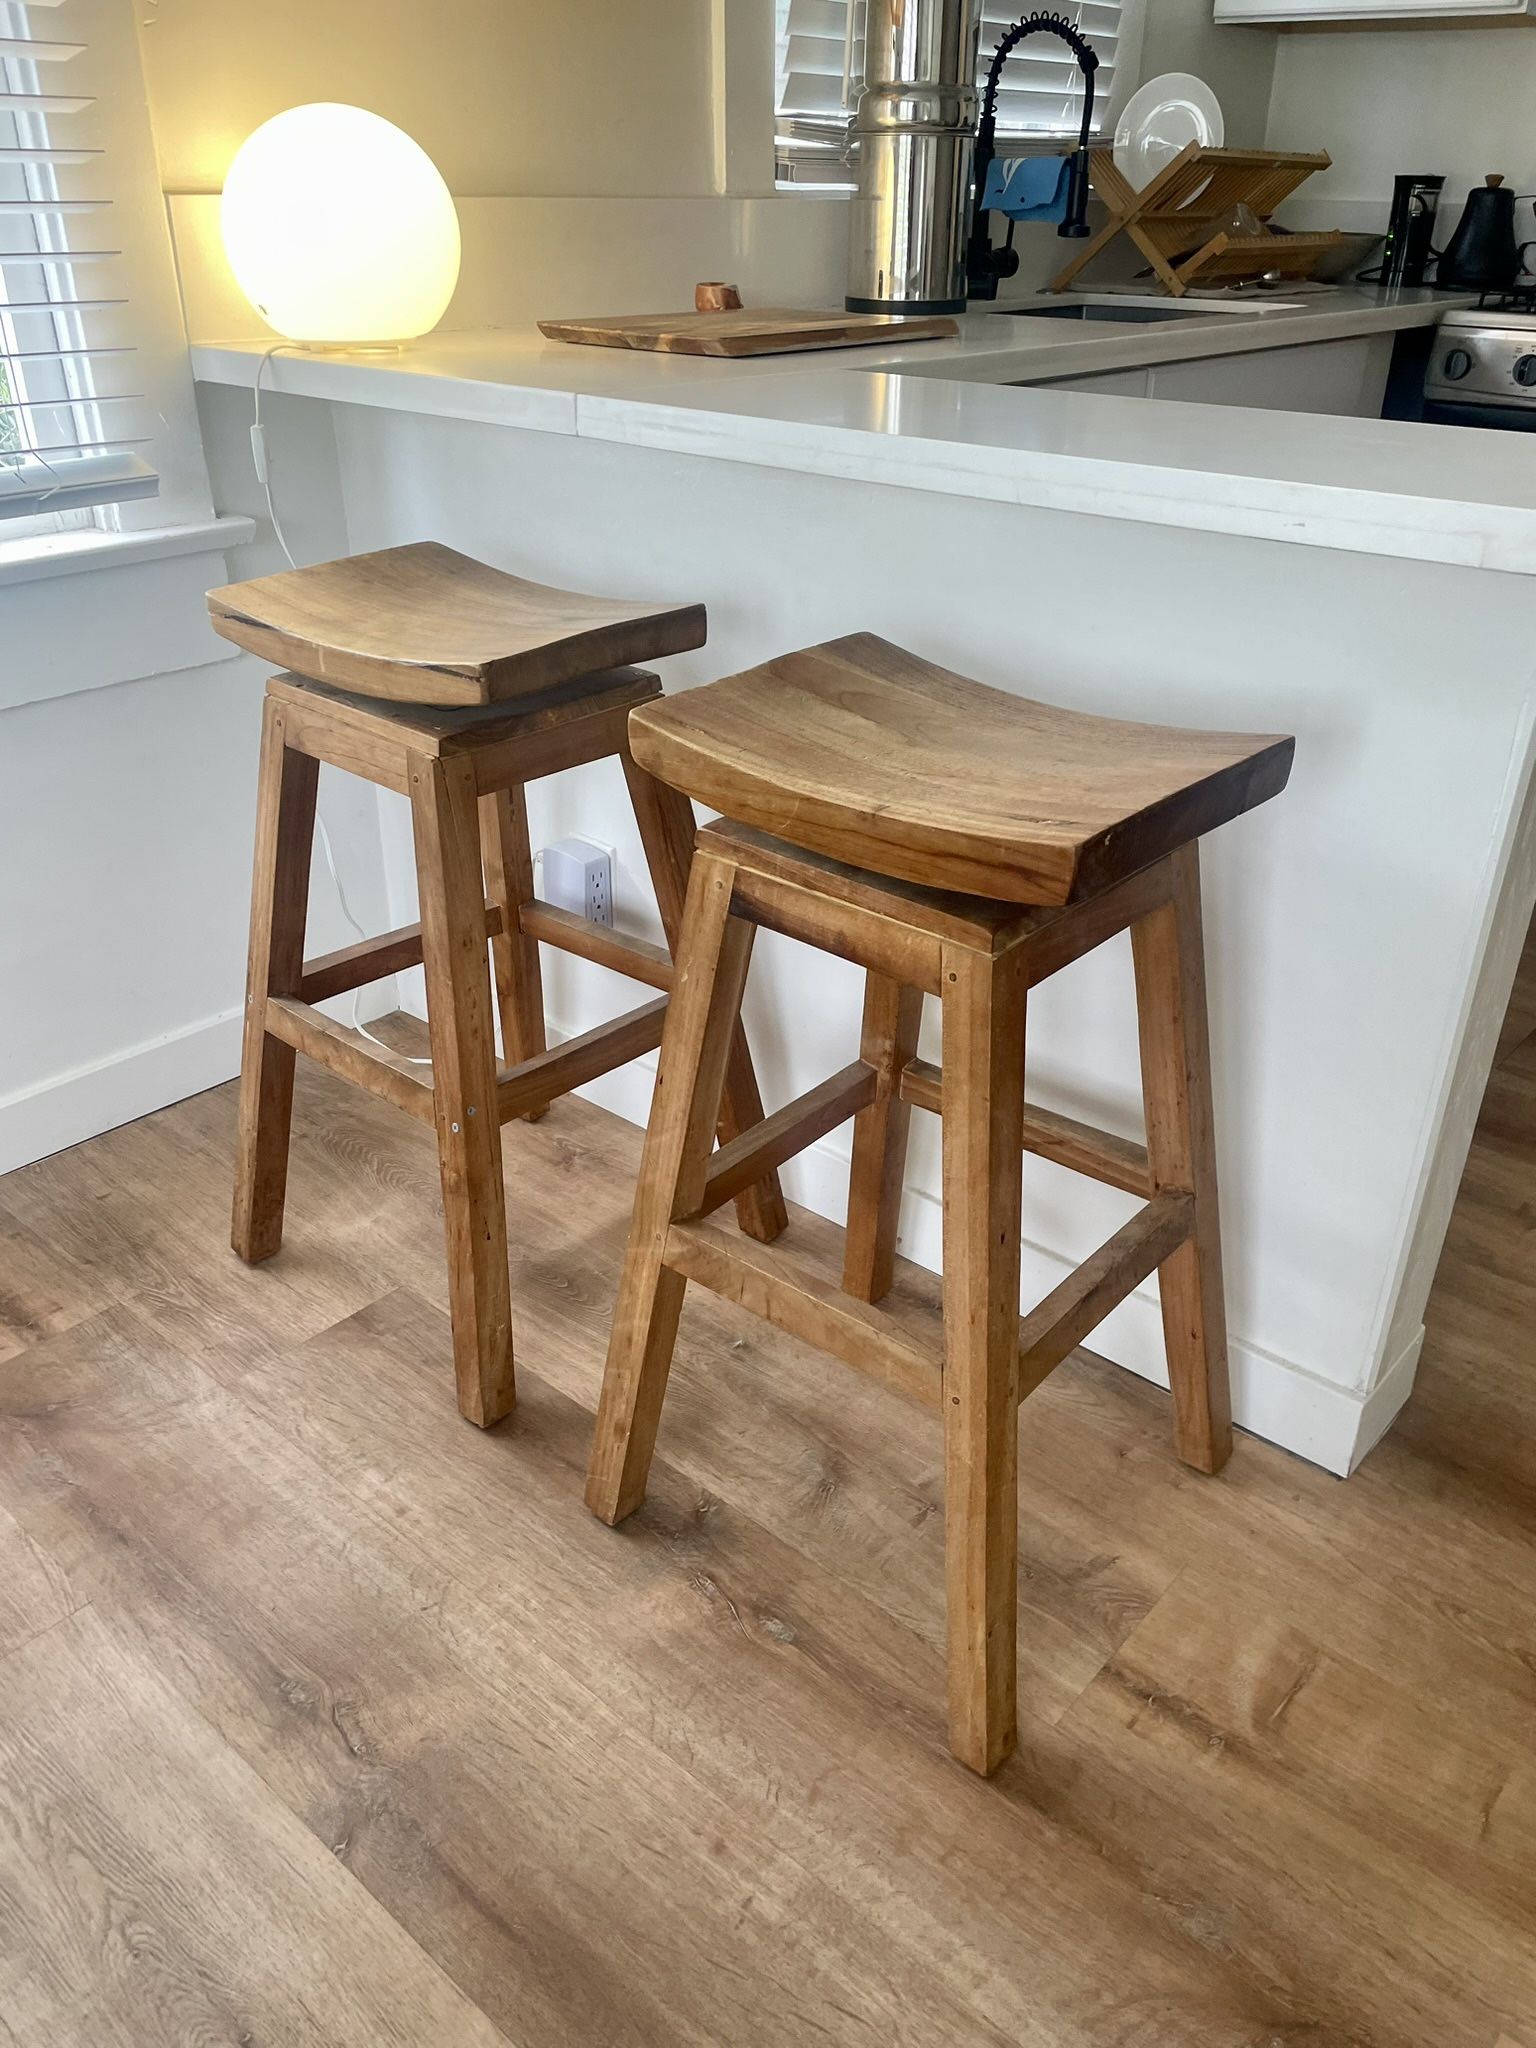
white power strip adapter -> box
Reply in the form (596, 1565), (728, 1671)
(540, 837), (615, 929)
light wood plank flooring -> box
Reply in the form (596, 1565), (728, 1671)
(2, 948), (1535, 2047)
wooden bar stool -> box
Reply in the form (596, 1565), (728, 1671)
(209, 542), (786, 1427)
(585, 633), (1293, 1775)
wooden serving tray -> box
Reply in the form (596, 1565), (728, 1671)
(538, 308), (960, 357)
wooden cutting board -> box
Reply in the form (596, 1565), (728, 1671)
(537, 308), (960, 357)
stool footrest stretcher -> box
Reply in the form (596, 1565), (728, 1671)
(663, 1218), (944, 1410)
(495, 998), (669, 1122)
(518, 900), (674, 991)
(299, 907), (505, 1005)
(899, 1057), (1154, 1198)
(665, 1102), (1193, 1414)
(301, 899), (676, 1010)
(699, 1061), (877, 1218)
(265, 991), (672, 1129)
(1016, 1191), (1194, 1401)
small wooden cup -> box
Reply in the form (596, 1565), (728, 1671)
(695, 282), (743, 313)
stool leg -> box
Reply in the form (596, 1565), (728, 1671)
(620, 749), (788, 1246)
(587, 853), (755, 1526)
(232, 700), (318, 1264)
(940, 942), (1027, 1776)
(1131, 844), (1233, 1476)
(412, 753), (515, 1428)
(843, 976), (925, 1303)
(479, 785), (548, 1120)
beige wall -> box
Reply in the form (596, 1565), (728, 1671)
(1139, 0), (1276, 147)
(137, 0), (725, 196)
(1267, 25), (1536, 219)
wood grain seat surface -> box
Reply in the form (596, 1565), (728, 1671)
(628, 633), (1295, 907)
(208, 541), (707, 708)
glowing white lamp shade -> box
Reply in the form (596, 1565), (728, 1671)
(221, 104), (460, 346)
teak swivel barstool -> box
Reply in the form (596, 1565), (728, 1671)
(585, 633), (1293, 1775)
(210, 542), (786, 1427)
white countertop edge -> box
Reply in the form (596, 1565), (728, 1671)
(576, 394), (1530, 576)
(191, 343), (580, 436)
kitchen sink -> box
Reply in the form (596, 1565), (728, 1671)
(995, 302), (1220, 324)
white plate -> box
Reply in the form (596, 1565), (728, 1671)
(1112, 73), (1224, 193)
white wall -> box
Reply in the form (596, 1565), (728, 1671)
(0, 651), (390, 1175)
(1142, 0), (1277, 146)
(0, 393), (395, 1178)
(138, 0), (726, 199)
(1267, 24), (1536, 228)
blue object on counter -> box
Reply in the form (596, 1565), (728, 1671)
(981, 154), (1071, 224)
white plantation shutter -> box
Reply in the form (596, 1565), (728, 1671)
(774, 0), (1143, 187)
(976, 0), (1137, 144)
(774, 0), (866, 188)
(0, 0), (156, 522)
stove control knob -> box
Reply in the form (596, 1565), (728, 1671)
(1514, 353), (1536, 388)
(1442, 346), (1474, 382)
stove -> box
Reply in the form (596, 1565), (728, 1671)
(1422, 300), (1536, 423)
(1472, 283), (1536, 315)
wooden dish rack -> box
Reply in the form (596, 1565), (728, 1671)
(1048, 145), (1343, 298)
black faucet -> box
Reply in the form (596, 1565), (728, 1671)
(966, 9), (1099, 301)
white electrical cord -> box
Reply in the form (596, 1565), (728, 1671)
(252, 345), (433, 1067)
(312, 812), (434, 1065)
(251, 342), (304, 570)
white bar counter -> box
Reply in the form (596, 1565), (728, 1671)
(192, 292), (1536, 1478)
(190, 289), (1520, 574)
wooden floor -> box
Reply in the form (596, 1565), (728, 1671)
(3, 951), (1536, 2047)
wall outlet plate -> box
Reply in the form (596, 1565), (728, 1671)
(540, 836), (614, 929)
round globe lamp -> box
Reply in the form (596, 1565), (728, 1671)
(221, 104), (460, 347)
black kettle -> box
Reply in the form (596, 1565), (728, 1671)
(1438, 174), (1521, 291)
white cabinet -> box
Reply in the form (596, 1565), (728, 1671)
(1038, 334), (1396, 417)
(1216, 0), (1535, 24)
(1152, 335), (1395, 414)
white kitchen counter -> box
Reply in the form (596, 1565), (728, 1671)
(192, 287), (1531, 577)
(190, 282), (1536, 1481)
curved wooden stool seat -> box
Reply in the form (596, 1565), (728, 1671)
(214, 546), (784, 1431)
(586, 635), (1293, 1776)
(629, 632), (1294, 906)
(209, 541), (707, 708)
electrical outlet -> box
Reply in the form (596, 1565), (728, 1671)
(540, 837), (614, 929)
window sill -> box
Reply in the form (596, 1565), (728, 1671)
(0, 513), (259, 716)
(0, 513), (256, 591)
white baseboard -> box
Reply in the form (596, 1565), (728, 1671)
(0, 1006), (246, 1176)
(1347, 1325), (1424, 1474)
(0, 982), (399, 1177)
(553, 1025), (1419, 1479)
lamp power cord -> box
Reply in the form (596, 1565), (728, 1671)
(250, 343), (433, 1068)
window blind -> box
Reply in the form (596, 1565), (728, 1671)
(775, 0), (1140, 188)
(975, 1), (1127, 143)
(773, 0), (867, 189)
(0, 0), (156, 522)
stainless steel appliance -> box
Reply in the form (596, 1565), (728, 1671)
(846, 0), (981, 315)
(1423, 298), (1536, 430)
